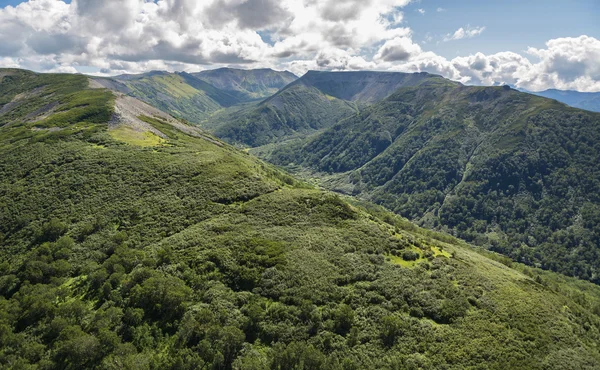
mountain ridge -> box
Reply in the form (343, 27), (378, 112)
(267, 79), (600, 282)
(519, 88), (600, 112)
(201, 70), (452, 147)
(1, 67), (600, 368)
(91, 67), (298, 124)
(192, 67), (298, 101)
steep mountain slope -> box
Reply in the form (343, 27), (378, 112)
(1, 69), (600, 369)
(202, 71), (444, 147)
(93, 71), (241, 123)
(193, 67), (297, 101)
(297, 70), (443, 104)
(269, 78), (600, 282)
(524, 88), (600, 112)
(203, 82), (359, 147)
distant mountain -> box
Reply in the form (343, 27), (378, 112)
(2, 68), (600, 368)
(193, 67), (297, 101)
(202, 70), (445, 147)
(203, 80), (359, 147)
(92, 68), (297, 124)
(296, 70), (441, 104)
(268, 77), (600, 282)
(523, 88), (600, 112)
(93, 71), (236, 123)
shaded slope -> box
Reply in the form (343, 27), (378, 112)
(1, 69), (600, 369)
(204, 82), (358, 146)
(201, 70), (445, 147)
(297, 70), (448, 104)
(193, 67), (298, 100)
(269, 80), (600, 282)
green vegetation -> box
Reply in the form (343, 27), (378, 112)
(201, 70), (447, 147)
(193, 67), (297, 101)
(203, 83), (359, 147)
(269, 79), (600, 283)
(108, 126), (165, 147)
(1, 69), (600, 369)
(103, 71), (240, 123)
(92, 68), (298, 127)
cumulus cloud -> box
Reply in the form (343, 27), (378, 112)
(444, 26), (486, 41)
(0, 0), (414, 74)
(0, 1), (598, 91)
(526, 35), (600, 87)
(374, 37), (422, 62)
(449, 36), (600, 92)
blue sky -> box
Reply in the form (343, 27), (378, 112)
(0, 0), (598, 91)
(403, 0), (599, 58)
(0, 0), (68, 5)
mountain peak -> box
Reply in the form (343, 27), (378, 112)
(295, 70), (446, 103)
(192, 67), (298, 100)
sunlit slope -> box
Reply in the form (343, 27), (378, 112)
(0, 69), (599, 369)
(202, 70), (446, 147)
(269, 78), (600, 283)
(203, 82), (359, 146)
(94, 71), (241, 123)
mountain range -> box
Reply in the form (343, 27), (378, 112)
(204, 71), (448, 147)
(92, 68), (297, 124)
(265, 74), (600, 282)
(1, 67), (600, 368)
(91, 68), (600, 283)
(522, 88), (600, 112)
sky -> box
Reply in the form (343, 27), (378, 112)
(0, 0), (598, 91)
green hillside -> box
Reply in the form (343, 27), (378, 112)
(268, 77), (600, 283)
(296, 70), (443, 104)
(193, 68), (298, 101)
(94, 71), (241, 123)
(1, 69), (600, 369)
(201, 70), (441, 148)
(203, 82), (358, 147)
(92, 68), (298, 127)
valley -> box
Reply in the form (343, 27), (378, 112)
(1, 68), (599, 369)
(106, 67), (600, 284)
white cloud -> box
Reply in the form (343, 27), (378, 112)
(525, 35), (600, 90)
(451, 51), (532, 86)
(0, 1), (598, 91)
(416, 8), (425, 15)
(0, 0), (414, 73)
(444, 26), (486, 41)
(449, 36), (600, 92)
(374, 36), (422, 62)
(436, 7), (445, 12)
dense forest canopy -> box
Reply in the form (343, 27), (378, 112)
(266, 76), (600, 283)
(1, 69), (600, 369)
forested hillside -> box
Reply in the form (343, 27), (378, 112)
(202, 71), (444, 147)
(203, 82), (358, 147)
(268, 75), (600, 283)
(1, 68), (600, 369)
